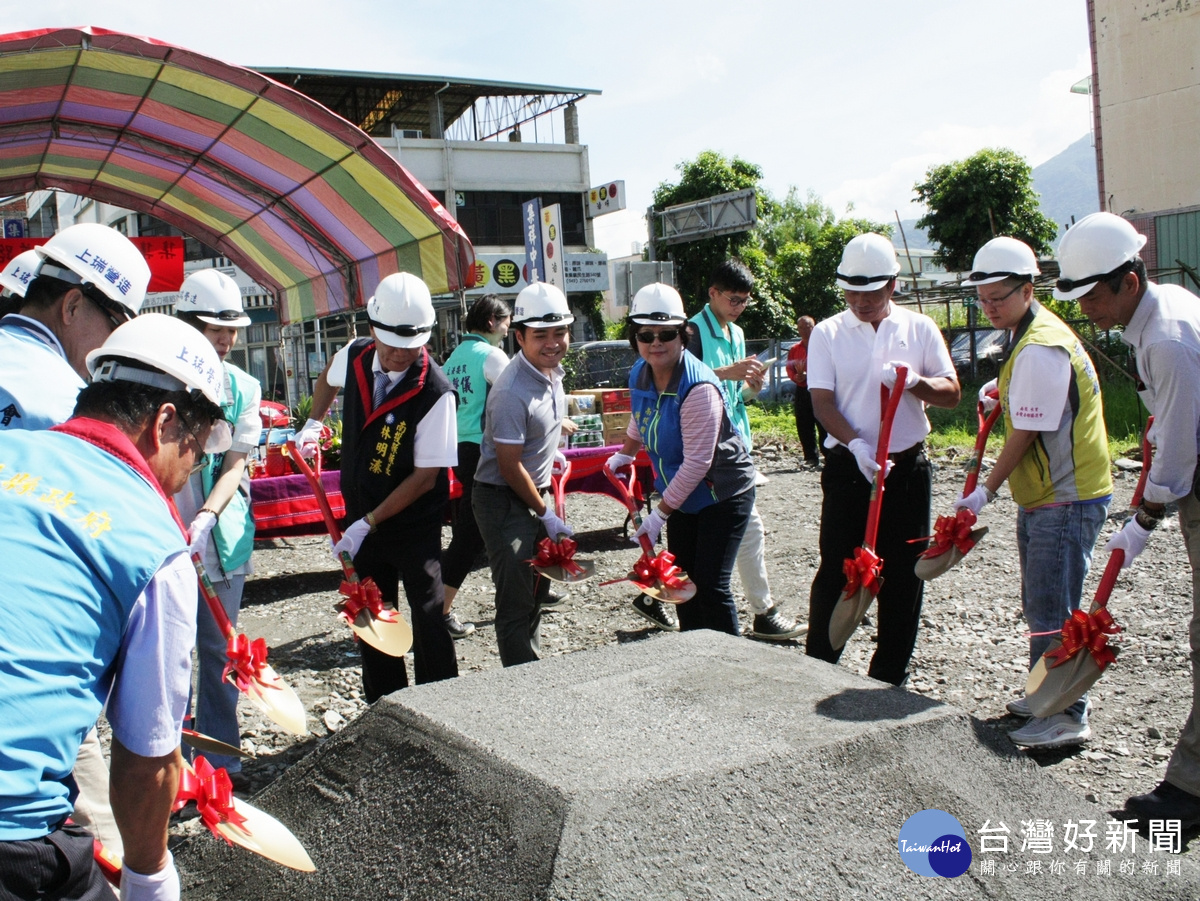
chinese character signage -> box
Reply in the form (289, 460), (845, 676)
(0, 236), (185, 292)
(465, 252), (608, 295)
(540, 203), (565, 293)
(522, 198), (543, 285)
(585, 181), (625, 218)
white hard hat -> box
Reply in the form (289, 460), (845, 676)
(35, 223), (150, 318)
(366, 272), (435, 348)
(86, 314), (231, 455)
(836, 233), (900, 292)
(962, 237), (1041, 287)
(0, 250), (41, 298)
(1054, 212), (1148, 300)
(512, 282), (574, 327)
(177, 269), (251, 327)
(629, 283), (686, 325)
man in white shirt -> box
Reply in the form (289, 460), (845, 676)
(805, 233), (960, 685)
(304, 273), (458, 701)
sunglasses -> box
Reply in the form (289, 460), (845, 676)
(204, 309), (247, 321)
(635, 328), (681, 344)
(1055, 262), (1132, 294)
(836, 273), (893, 287)
(368, 316), (433, 337)
(82, 287), (133, 330)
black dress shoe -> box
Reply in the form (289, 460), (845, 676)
(1126, 780), (1200, 829)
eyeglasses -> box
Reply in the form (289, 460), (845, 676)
(977, 282), (1027, 307)
(717, 289), (752, 307)
(367, 316), (433, 337)
(836, 273), (893, 287)
(82, 287), (132, 331)
(635, 328), (681, 344)
(175, 409), (212, 474)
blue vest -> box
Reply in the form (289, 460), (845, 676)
(0, 318), (85, 430)
(0, 427), (184, 840)
(629, 352), (755, 514)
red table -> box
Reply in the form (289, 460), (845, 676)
(251, 445), (655, 540)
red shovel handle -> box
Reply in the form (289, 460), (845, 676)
(863, 372), (907, 549)
(963, 400), (1003, 496)
(287, 439), (342, 543)
(551, 457), (571, 520)
(1093, 416), (1155, 611)
(603, 464), (656, 556)
(193, 553), (235, 640)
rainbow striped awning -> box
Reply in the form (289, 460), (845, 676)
(0, 26), (475, 323)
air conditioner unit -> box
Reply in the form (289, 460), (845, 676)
(401, 129), (423, 139)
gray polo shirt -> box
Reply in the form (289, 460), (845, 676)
(475, 351), (565, 491)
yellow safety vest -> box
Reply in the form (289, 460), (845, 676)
(999, 303), (1112, 509)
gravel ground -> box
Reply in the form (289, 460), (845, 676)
(171, 442), (1200, 854)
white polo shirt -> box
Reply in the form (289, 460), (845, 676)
(808, 303), (956, 452)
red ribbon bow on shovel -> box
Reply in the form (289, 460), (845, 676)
(173, 758), (249, 843)
(841, 546), (883, 597)
(337, 578), (400, 625)
(223, 634), (277, 694)
(631, 549), (690, 591)
(1045, 607), (1122, 671)
(529, 537), (585, 576)
(920, 508), (979, 559)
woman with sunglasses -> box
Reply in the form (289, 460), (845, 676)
(605, 283), (756, 634)
(173, 268), (261, 791)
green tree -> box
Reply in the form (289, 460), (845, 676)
(913, 147), (1058, 272)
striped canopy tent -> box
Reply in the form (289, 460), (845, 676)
(0, 26), (475, 323)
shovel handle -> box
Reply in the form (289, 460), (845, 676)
(287, 440), (342, 543)
(963, 400), (1003, 496)
(603, 465), (655, 555)
(193, 554), (235, 640)
(551, 456), (571, 521)
(863, 372), (907, 548)
(1130, 416), (1154, 509)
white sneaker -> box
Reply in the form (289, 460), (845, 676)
(1009, 714), (1090, 749)
(1006, 696), (1032, 717)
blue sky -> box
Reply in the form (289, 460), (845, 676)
(4, 2), (1094, 256)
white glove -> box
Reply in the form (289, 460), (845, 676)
(539, 507), (574, 540)
(978, 379), (999, 413)
(605, 451), (636, 473)
(882, 360), (919, 391)
(553, 450), (568, 475)
(120, 852), (180, 901)
(332, 517), (372, 561)
(187, 510), (217, 556)
(294, 418), (325, 458)
(1105, 517), (1153, 569)
(953, 486), (991, 517)
(847, 438), (892, 485)
(632, 507), (668, 548)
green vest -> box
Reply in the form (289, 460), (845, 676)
(201, 361), (257, 571)
(688, 304), (752, 451)
(444, 334), (495, 446)
(999, 303), (1112, 509)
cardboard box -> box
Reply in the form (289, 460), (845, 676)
(601, 389), (632, 413)
(569, 389), (605, 413)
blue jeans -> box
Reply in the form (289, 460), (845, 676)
(192, 573), (245, 773)
(1017, 500), (1108, 722)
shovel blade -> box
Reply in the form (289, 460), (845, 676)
(243, 665), (308, 736)
(349, 609), (413, 658)
(639, 577), (698, 604)
(914, 527), (989, 581)
(533, 557), (597, 584)
(216, 797), (316, 872)
(181, 729), (254, 760)
(1025, 641), (1115, 718)
(828, 582), (881, 651)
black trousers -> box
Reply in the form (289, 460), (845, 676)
(792, 387), (826, 463)
(805, 448), (931, 685)
(0, 823), (110, 901)
(353, 521), (458, 703)
(442, 442), (486, 590)
(667, 488), (755, 635)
